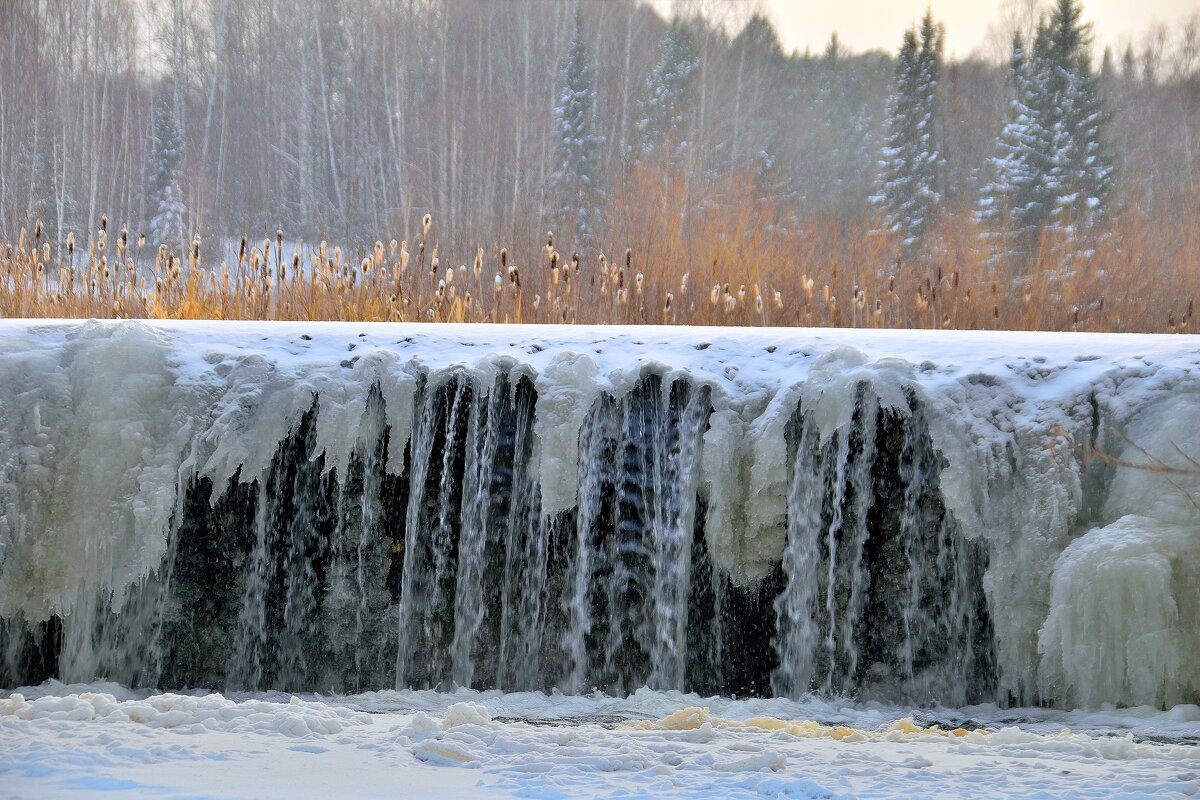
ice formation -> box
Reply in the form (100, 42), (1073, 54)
(0, 319), (1197, 709)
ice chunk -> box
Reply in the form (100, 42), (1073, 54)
(1039, 516), (1199, 708)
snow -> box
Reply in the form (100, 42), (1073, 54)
(3, 683), (1199, 799)
(1, 319), (1198, 708)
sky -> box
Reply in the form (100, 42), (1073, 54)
(705, 0), (1199, 59)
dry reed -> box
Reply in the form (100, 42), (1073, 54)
(2, 171), (1196, 333)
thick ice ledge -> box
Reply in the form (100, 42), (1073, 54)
(0, 319), (1197, 708)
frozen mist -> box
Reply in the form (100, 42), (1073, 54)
(0, 319), (1197, 714)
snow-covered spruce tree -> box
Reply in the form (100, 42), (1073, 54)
(552, 11), (604, 244)
(148, 98), (186, 250)
(633, 18), (701, 162)
(1038, 0), (1113, 231)
(979, 33), (1053, 258)
(980, 0), (1113, 261)
(876, 13), (946, 263)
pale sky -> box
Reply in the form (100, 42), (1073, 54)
(696, 1), (1200, 60)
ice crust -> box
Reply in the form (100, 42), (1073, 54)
(1, 319), (1199, 709)
(3, 683), (1199, 799)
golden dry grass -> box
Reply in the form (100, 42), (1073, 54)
(2, 174), (1197, 333)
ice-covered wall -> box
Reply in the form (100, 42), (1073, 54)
(0, 320), (1197, 709)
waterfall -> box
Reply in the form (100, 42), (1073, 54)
(0, 320), (1195, 709)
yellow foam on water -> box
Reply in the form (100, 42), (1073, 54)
(629, 707), (985, 742)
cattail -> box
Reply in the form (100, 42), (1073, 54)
(552, 267), (560, 286)
(774, 290), (784, 310)
(500, 248), (508, 270)
(97, 229), (107, 253)
(400, 241), (410, 274)
(724, 293), (737, 313)
(474, 248), (483, 279)
(422, 213), (432, 238)
(737, 284), (747, 303)
(635, 272), (644, 294)
(445, 266), (454, 284)
(549, 250), (559, 272)
(494, 272), (503, 293)
(35, 220), (43, 241)
(42, 242), (51, 263)
(1023, 284), (1033, 304)
(67, 232), (75, 257)
(533, 294), (541, 312)
(137, 232), (146, 249)
(508, 264), (520, 287)
(755, 294), (763, 313)
(625, 248), (632, 271)
(681, 272), (690, 292)
(100, 215), (108, 232)
(664, 292), (674, 312)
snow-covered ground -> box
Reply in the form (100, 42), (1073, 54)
(3, 683), (1199, 799)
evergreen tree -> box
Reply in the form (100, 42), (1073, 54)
(1038, 0), (1113, 228)
(979, 33), (1053, 253)
(15, 121), (53, 232)
(980, 0), (1113, 257)
(633, 19), (701, 161)
(552, 11), (604, 243)
(148, 98), (186, 249)
(876, 13), (946, 261)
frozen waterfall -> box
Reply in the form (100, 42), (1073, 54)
(0, 320), (1197, 709)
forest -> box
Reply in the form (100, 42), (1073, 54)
(1, 0), (1198, 330)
